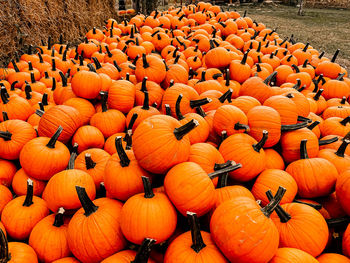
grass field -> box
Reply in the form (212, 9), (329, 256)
(230, 4), (350, 69)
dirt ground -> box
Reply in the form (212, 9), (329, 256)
(232, 4), (350, 69)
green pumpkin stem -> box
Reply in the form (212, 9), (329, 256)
(67, 143), (78, 169)
(261, 186), (286, 217)
(115, 136), (130, 167)
(319, 136), (338, 146)
(23, 179), (34, 207)
(173, 119), (199, 140)
(142, 91), (150, 110)
(300, 139), (309, 159)
(100, 91), (108, 112)
(335, 139), (350, 157)
(75, 186), (99, 216)
(53, 207), (65, 227)
(46, 126), (63, 148)
(131, 238), (156, 263)
(85, 153), (96, 169)
(331, 49), (340, 63)
(0, 227), (10, 262)
(293, 200), (322, 210)
(187, 212), (206, 253)
(307, 121), (320, 131)
(208, 162), (242, 179)
(189, 98), (211, 109)
(340, 116), (350, 126)
(175, 94), (185, 120)
(234, 122), (250, 132)
(253, 130), (268, 152)
(2, 112), (9, 121)
(0, 87), (9, 104)
(266, 190), (291, 223)
(142, 176), (154, 198)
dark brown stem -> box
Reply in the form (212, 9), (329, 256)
(234, 122), (250, 132)
(252, 130), (268, 152)
(186, 212), (206, 253)
(46, 126), (63, 148)
(331, 49), (340, 63)
(219, 89), (232, 103)
(0, 227), (9, 262)
(263, 71), (277, 85)
(291, 64), (300, 73)
(25, 83), (32, 100)
(164, 104), (171, 116)
(35, 109), (44, 117)
(100, 91), (108, 112)
(67, 143), (78, 169)
(2, 112), (9, 121)
(125, 129), (133, 150)
(335, 139), (350, 157)
(266, 190), (291, 223)
(175, 95), (185, 120)
(0, 87), (9, 104)
(340, 116), (350, 126)
(142, 54), (149, 68)
(87, 64), (97, 73)
(208, 163), (242, 179)
(38, 102), (44, 112)
(261, 186), (286, 217)
(131, 238), (156, 263)
(326, 217), (350, 228)
(341, 97), (347, 105)
(142, 91), (150, 110)
(302, 43), (310, 52)
(307, 121), (320, 131)
(173, 119), (198, 140)
(92, 57), (102, 69)
(300, 139), (309, 159)
(189, 98), (211, 108)
(30, 72), (36, 83)
(41, 93), (48, 106)
(75, 186), (99, 216)
(241, 50), (249, 65)
(281, 121), (309, 131)
(59, 72), (67, 87)
(141, 77), (148, 92)
(313, 89), (324, 101)
(115, 136), (130, 167)
(23, 179), (34, 207)
(142, 176), (154, 198)
(319, 136), (338, 146)
(10, 80), (18, 91)
(85, 153), (96, 169)
(53, 207), (65, 227)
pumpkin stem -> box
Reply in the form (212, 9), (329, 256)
(125, 129), (133, 150)
(41, 93), (48, 106)
(297, 116), (311, 123)
(59, 72), (68, 87)
(87, 64), (97, 73)
(214, 160), (234, 188)
(131, 238), (156, 263)
(261, 186), (286, 217)
(127, 113), (138, 131)
(189, 98), (211, 108)
(300, 139), (309, 159)
(341, 97), (347, 105)
(291, 64), (300, 73)
(0, 131), (12, 141)
(53, 207), (65, 227)
(263, 71), (277, 85)
(142, 176), (154, 198)
(164, 104), (171, 116)
(85, 153), (96, 169)
(24, 83), (32, 100)
(100, 91), (108, 112)
(173, 119), (199, 140)
(92, 57), (102, 69)
(340, 116), (350, 126)
(252, 130), (268, 152)
(30, 72), (36, 83)
(331, 49), (340, 63)
(51, 78), (56, 91)
(142, 91), (150, 110)
(219, 88), (232, 103)
(0, 87), (9, 104)
(23, 179), (34, 207)
(0, 228), (10, 262)
(319, 136), (338, 146)
(115, 136), (130, 167)
(195, 106), (206, 118)
(46, 126), (63, 148)
(302, 59), (309, 68)
(281, 121), (309, 131)
(266, 190), (291, 223)
(10, 80), (18, 91)
(141, 77), (148, 92)
(142, 54), (149, 68)
(2, 112), (9, 121)
(38, 102), (45, 112)
(318, 51), (325, 59)
(307, 121), (319, 132)
(337, 73), (346, 81)
(313, 89), (324, 101)
(234, 122), (250, 132)
(293, 200), (322, 210)
(51, 59), (56, 71)
(105, 46), (113, 58)
(186, 212), (206, 253)
(11, 59), (20, 72)
(326, 217), (350, 228)
(175, 95), (185, 120)
(208, 162), (242, 179)
(335, 139), (350, 157)
(67, 143), (78, 169)
(302, 42), (310, 52)
(75, 186), (99, 216)
(35, 109), (45, 117)
(241, 50), (249, 65)
(224, 69), (230, 86)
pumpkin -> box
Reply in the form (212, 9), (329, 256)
(0, 87), (32, 121)
(267, 191), (328, 257)
(20, 126), (70, 181)
(318, 139), (350, 174)
(335, 170), (350, 216)
(264, 148), (285, 169)
(67, 187), (126, 262)
(63, 98), (96, 125)
(0, 185), (12, 216)
(270, 248), (318, 263)
(42, 146), (96, 212)
(72, 125), (105, 153)
(29, 207), (70, 262)
(210, 186), (286, 263)
(107, 79), (136, 114)
(121, 176), (177, 244)
(12, 169), (46, 196)
(1, 179), (49, 240)
(133, 115), (198, 174)
(135, 54), (167, 83)
(286, 140), (338, 198)
(0, 159), (17, 186)
(317, 253), (350, 263)
(51, 258), (80, 263)
(104, 136), (150, 201)
(219, 131), (268, 181)
(164, 212), (228, 263)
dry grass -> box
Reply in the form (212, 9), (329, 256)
(232, 4), (350, 69)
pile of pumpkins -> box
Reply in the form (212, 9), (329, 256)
(1, 2), (350, 262)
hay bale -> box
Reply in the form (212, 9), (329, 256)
(0, 0), (117, 66)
